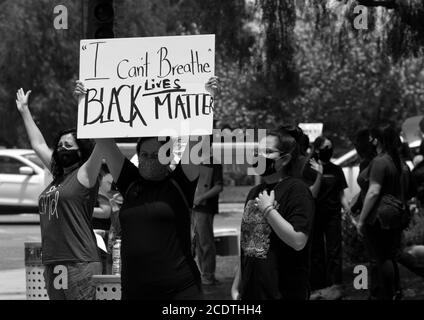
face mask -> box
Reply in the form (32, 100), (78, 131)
(57, 149), (80, 168)
(259, 154), (286, 177)
(139, 159), (169, 181)
(318, 147), (333, 162)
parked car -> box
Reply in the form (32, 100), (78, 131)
(0, 149), (51, 213)
(333, 140), (420, 203)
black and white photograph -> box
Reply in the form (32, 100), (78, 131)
(0, 0), (424, 313)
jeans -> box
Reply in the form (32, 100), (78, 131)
(363, 221), (402, 300)
(43, 261), (102, 300)
(310, 211), (342, 290)
(192, 209), (216, 281)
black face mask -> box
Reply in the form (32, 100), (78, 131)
(57, 149), (81, 168)
(260, 157), (277, 177)
(318, 147), (333, 162)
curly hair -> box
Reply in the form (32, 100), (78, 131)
(50, 128), (94, 182)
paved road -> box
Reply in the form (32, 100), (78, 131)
(0, 204), (244, 299)
(0, 204), (243, 272)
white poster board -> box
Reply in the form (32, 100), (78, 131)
(298, 123), (323, 143)
(77, 35), (215, 138)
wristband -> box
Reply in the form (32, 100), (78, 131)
(263, 205), (274, 218)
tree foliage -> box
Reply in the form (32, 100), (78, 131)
(0, 0), (423, 154)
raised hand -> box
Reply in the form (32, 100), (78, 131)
(310, 158), (323, 175)
(15, 88), (32, 113)
(205, 76), (220, 97)
(73, 80), (87, 98)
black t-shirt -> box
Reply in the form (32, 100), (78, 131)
(193, 163), (223, 214)
(240, 177), (315, 300)
(116, 158), (199, 299)
(38, 168), (100, 264)
(304, 161), (347, 214)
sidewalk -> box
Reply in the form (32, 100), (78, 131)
(0, 268), (26, 300)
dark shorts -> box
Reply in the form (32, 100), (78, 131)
(43, 261), (102, 300)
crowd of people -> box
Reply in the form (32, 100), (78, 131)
(14, 78), (424, 300)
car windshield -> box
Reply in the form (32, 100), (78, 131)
(23, 153), (45, 168)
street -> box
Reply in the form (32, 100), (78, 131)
(0, 205), (243, 300)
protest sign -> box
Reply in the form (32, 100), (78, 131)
(298, 123), (323, 143)
(77, 35), (215, 138)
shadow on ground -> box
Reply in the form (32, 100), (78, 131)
(205, 256), (424, 300)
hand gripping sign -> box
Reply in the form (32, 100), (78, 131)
(77, 35), (215, 138)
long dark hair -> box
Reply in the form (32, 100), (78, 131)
(267, 126), (299, 176)
(50, 128), (94, 182)
(353, 129), (376, 171)
(370, 124), (402, 172)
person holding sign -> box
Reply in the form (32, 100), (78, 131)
(74, 77), (219, 300)
(15, 89), (103, 300)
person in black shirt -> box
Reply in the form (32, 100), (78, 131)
(305, 136), (348, 299)
(74, 77), (219, 300)
(231, 127), (315, 300)
(192, 153), (223, 285)
(356, 124), (412, 300)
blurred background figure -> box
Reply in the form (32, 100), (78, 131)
(306, 136), (348, 300)
(93, 163), (123, 274)
(192, 134), (224, 286)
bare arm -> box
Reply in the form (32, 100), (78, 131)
(257, 190), (309, 251)
(95, 139), (126, 183)
(309, 172), (323, 198)
(266, 208), (308, 251)
(74, 81), (126, 183)
(358, 182), (381, 224)
(16, 89), (52, 170)
(309, 158), (323, 198)
(77, 143), (104, 188)
(340, 190), (349, 212)
(93, 204), (112, 219)
(180, 77), (220, 182)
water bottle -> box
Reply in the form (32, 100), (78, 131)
(112, 239), (121, 275)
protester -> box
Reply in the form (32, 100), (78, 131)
(306, 136), (348, 300)
(355, 124), (413, 300)
(15, 88), (103, 300)
(231, 126), (315, 300)
(74, 77), (219, 300)
(348, 129), (377, 218)
(192, 138), (224, 285)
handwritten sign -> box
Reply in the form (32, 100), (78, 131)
(298, 123), (323, 143)
(77, 35), (215, 138)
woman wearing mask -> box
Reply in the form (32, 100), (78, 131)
(15, 89), (103, 300)
(74, 77), (219, 300)
(231, 127), (315, 300)
(307, 136), (348, 299)
(356, 124), (413, 300)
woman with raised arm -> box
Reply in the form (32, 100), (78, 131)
(74, 77), (219, 300)
(231, 127), (315, 300)
(16, 89), (104, 300)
